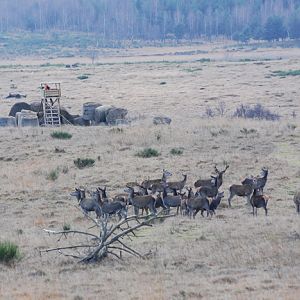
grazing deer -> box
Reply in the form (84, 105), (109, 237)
(162, 186), (182, 215)
(293, 191), (300, 214)
(194, 164), (229, 188)
(228, 179), (256, 207)
(166, 174), (187, 192)
(141, 169), (172, 190)
(94, 189), (127, 220)
(186, 187), (211, 218)
(242, 168), (268, 192)
(124, 186), (157, 216)
(70, 188), (102, 218)
(250, 188), (269, 216)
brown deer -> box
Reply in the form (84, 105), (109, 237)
(242, 168), (268, 192)
(228, 179), (257, 207)
(161, 186), (182, 215)
(70, 188), (102, 218)
(293, 191), (300, 214)
(194, 164), (229, 188)
(250, 188), (269, 216)
(166, 174), (187, 192)
(141, 169), (172, 190)
(186, 187), (211, 218)
(124, 186), (156, 216)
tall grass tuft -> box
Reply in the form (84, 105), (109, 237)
(136, 148), (160, 158)
(0, 241), (20, 263)
(51, 131), (72, 140)
(74, 158), (95, 169)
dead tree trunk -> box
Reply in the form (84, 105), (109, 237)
(41, 212), (173, 263)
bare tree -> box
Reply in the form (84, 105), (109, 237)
(40, 209), (173, 263)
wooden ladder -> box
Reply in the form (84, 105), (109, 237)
(43, 101), (61, 126)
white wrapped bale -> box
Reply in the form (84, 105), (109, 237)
(94, 105), (114, 124)
(0, 117), (16, 127)
(153, 116), (172, 125)
(106, 108), (128, 125)
(17, 110), (39, 127)
(82, 102), (102, 121)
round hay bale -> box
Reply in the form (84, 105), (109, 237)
(30, 101), (43, 113)
(9, 102), (31, 117)
(82, 102), (102, 121)
(106, 108), (128, 125)
(73, 116), (90, 126)
(153, 116), (172, 125)
(17, 110), (39, 127)
(0, 117), (16, 127)
(94, 105), (114, 124)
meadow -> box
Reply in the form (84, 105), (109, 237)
(0, 43), (300, 299)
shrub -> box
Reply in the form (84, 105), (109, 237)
(77, 75), (89, 80)
(233, 104), (280, 121)
(170, 148), (183, 155)
(136, 148), (160, 158)
(51, 131), (72, 140)
(0, 241), (20, 263)
(271, 70), (300, 77)
(63, 223), (71, 231)
(74, 158), (95, 169)
(46, 169), (59, 181)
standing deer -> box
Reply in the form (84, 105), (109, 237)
(124, 186), (157, 216)
(141, 169), (172, 190)
(250, 188), (269, 216)
(161, 186), (182, 215)
(166, 174), (187, 192)
(194, 164), (229, 188)
(242, 168), (268, 192)
(293, 191), (300, 214)
(228, 179), (257, 207)
(70, 188), (102, 218)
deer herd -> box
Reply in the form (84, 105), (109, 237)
(70, 165), (300, 220)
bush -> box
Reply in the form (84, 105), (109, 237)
(46, 169), (59, 181)
(271, 70), (300, 77)
(233, 104), (280, 121)
(63, 223), (71, 231)
(77, 75), (89, 80)
(0, 241), (20, 263)
(136, 148), (160, 158)
(51, 131), (72, 140)
(170, 148), (183, 155)
(74, 158), (95, 169)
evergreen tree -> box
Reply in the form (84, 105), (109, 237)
(263, 16), (287, 41)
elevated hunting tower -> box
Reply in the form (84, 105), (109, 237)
(41, 82), (62, 127)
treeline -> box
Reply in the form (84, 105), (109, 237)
(0, 0), (300, 42)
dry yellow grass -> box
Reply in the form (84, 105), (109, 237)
(0, 44), (300, 299)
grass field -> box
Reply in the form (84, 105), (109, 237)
(0, 43), (300, 299)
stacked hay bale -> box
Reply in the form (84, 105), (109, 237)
(0, 117), (17, 127)
(16, 110), (39, 127)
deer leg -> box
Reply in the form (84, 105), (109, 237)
(252, 205), (255, 216)
(265, 207), (268, 216)
(297, 204), (300, 214)
(228, 193), (234, 207)
(134, 206), (139, 216)
(193, 208), (200, 218)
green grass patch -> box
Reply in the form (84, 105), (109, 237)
(170, 148), (183, 155)
(74, 158), (95, 169)
(271, 70), (300, 77)
(136, 148), (160, 158)
(77, 74), (89, 80)
(0, 241), (20, 263)
(51, 131), (72, 140)
(63, 223), (71, 231)
(46, 169), (59, 181)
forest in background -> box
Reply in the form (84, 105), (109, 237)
(0, 0), (300, 43)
